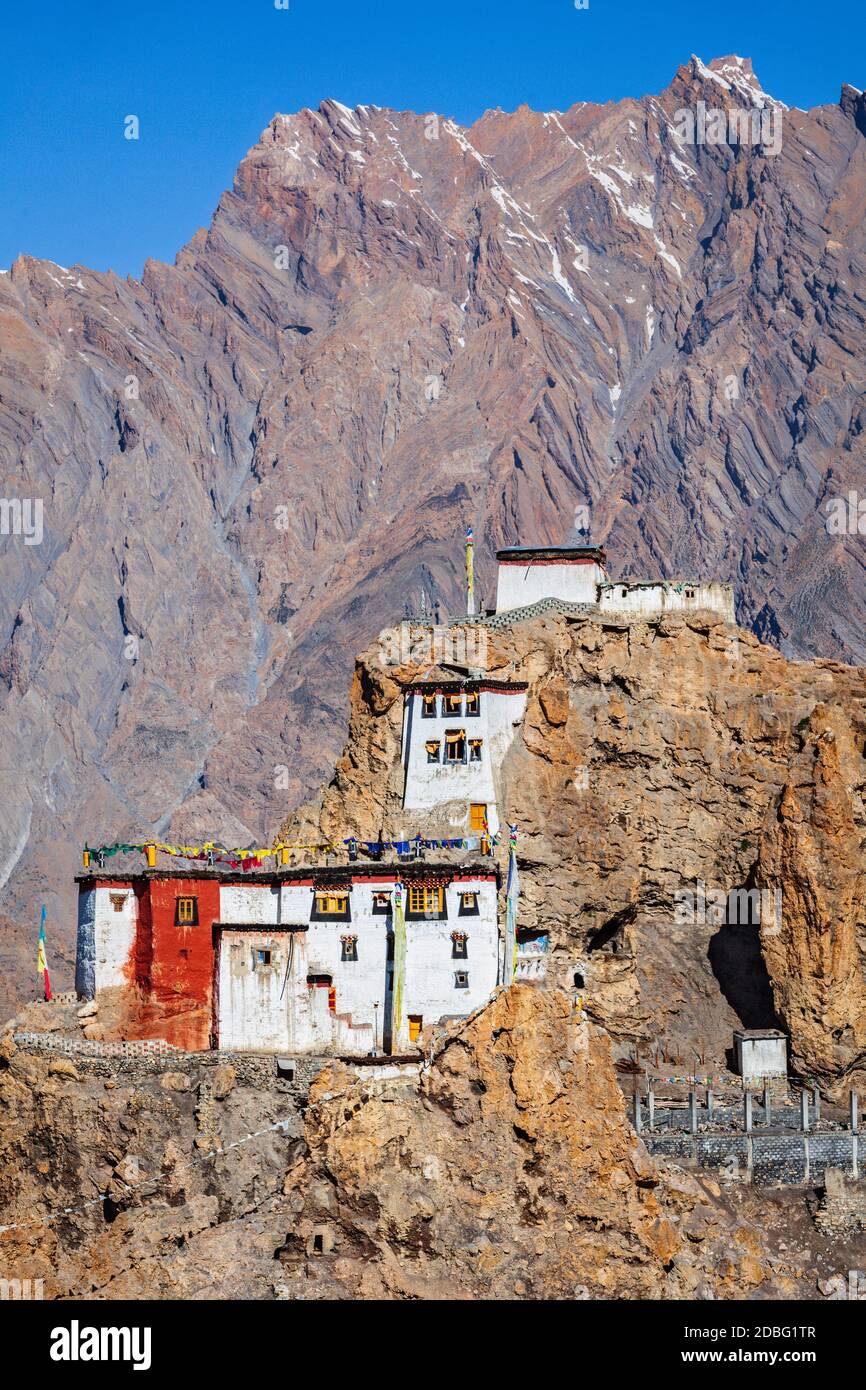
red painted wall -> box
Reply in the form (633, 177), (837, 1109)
(131, 877), (220, 1051)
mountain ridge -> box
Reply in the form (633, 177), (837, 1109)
(1, 54), (864, 1016)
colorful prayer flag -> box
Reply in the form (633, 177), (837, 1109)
(37, 906), (51, 1002)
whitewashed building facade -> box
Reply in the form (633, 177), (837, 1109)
(401, 679), (528, 837)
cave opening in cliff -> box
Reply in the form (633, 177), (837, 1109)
(707, 876), (783, 1032)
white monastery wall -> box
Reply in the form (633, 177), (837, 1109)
(79, 884), (138, 996)
(216, 873), (499, 1054)
(402, 688), (527, 835)
(495, 560), (604, 613)
(597, 580), (735, 622)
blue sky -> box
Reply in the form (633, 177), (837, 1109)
(1, 0), (862, 277)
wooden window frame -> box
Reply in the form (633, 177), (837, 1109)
(405, 885), (447, 920)
(425, 739), (441, 763)
(310, 891), (352, 922)
(175, 895), (199, 926)
(458, 891), (479, 917)
(421, 694), (437, 718)
(465, 691), (480, 717)
(444, 729), (466, 763)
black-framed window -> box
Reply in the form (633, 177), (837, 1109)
(442, 693), (463, 717)
(469, 738), (483, 762)
(175, 895), (199, 925)
(444, 729), (465, 763)
(458, 891), (479, 917)
(253, 947), (273, 969)
(451, 930), (469, 959)
(425, 739), (440, 764)
(454, 970), (469, 989)
(465, 691), (480, 717)
(421, 694), (437, 718)
(372, 891), (392, 915)
(340, 934), (358, 962)
(310, 891), (352, 922)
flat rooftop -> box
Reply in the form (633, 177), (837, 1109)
(76, 860), (500, 887)
(497, 544), (606, 562)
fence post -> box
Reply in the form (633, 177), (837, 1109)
(800, 1091), (810, 1133)
(647, 1086), (655, 1130)
(762, 1083), (770, 1124)
(689, 1090), (698, 1135)
(851, 1091), (859, 1134)
(706, 1087), (714, 1120)
(812, 1084), (821, 1123)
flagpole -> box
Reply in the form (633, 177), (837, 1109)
(466, 525), (475, 616)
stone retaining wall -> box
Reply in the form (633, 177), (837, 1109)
(644, 1131), (861, 1185)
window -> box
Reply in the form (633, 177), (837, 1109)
(443, 693), (463, 716)
(317, 893), (348, 914)
(454, 971), (469, 989)
(254, 948), (272, 968)
(175, 896), (198, 926)
(408, 1015), (423, 1043)
(425, 739), (440, 764)
(341, 933), (358, 962)
(421, 693), (437, 718)
(444, 729), (465, 763)
(458, 892), (479, 917)
(451, 930), (468, 958)
(109, 892), (127, 913)
(469, 803), (487, 833)
(469, 738), (483, 762)
(685, 587), (695, 599)
(406, 885), (446, 919)
(372, 892), (392, 915)
(465, 690), (480, 717)
(311, 892), (351, 921)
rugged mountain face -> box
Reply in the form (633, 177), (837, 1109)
(285, 609), (866, 1093)
(2, 54), (866, 1013)
(0, 989), (840, 1299)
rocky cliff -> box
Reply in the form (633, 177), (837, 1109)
(285, 608), (866, 1093)
(1, 55), (866, 1015)
(0, 988), (843, 1299)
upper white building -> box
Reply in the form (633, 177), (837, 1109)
(495, 544), (608, 613)
(401, 677), (528, 837)
(493, 541), (735, 622)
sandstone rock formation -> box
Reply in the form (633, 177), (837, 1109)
(285, 609), (866, 1084)
(757, 704), (866, 1092)
(0, 988), (828, 1299)
(2, 55), (866, 1015)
